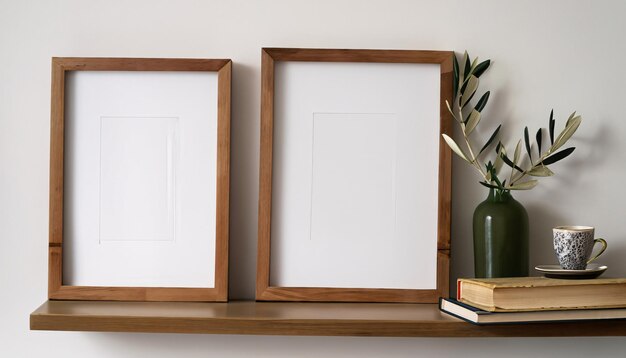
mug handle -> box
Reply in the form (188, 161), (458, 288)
(587, 238), (608, 264)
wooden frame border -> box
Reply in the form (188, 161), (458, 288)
(256, 48), (453, 303)
(48, 57), (231, 302)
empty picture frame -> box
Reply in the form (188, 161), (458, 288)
(257, 48), (453, 303)
(48, 58), (231, 301)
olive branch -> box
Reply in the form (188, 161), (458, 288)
(442, 51), (582, 197)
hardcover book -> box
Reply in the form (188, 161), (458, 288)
(440, 297), (626, 325)
(457, 277), (626, 312)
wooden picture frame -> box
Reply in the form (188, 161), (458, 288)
(48, 58), (231, 302)
(256, 48), (453, 303)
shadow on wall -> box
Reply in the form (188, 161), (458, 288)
(228, 61), (261, 300)
(450, 120), (621, 290)
(528, 116), (607, 268)
(526, 203), (566, 270)
(79, 330), (626, 358)
(527, 120), (623, 276)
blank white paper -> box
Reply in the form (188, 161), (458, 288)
(99, 117), (178, 242)
(310, 113), (397, 245)
(63, 71), (218, 288)
(270, 61), (440, 289)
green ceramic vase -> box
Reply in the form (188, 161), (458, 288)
(473, 189), (529, 278)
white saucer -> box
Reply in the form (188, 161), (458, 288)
(534, 263), (608, 279)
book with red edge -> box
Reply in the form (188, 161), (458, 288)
(457, 277), (626, 312)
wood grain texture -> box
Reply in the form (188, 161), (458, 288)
(257, 287), (441, 303)
(256, 48), (454, 303)
(437, 54), (454, 252)
(49, 286), (224, 302)
(48, 246), (62, 296)
(256, 49), (275, 299)
(52, 57), (230, 71)
(49, 58), (65, 246)
(30, 300), (626, 337)
(48, 57), (232, 302)
(437, 250), (451, 299)
(214, 60), (232, 302)
(48, 58), (65, 297)
(263, 48), (452, 64)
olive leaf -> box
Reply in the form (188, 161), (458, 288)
(494, 146), (504, 174)
(480, 181), (502, 190)
(463, 51), (471, 81)
(566, 111), (577, 127)
(542, 147), (576, 165)
(442, 134), (471, 163)
(472, 60), (491, 78)
(461, 75), (479, 108)
(552, 115), (581, 152)
(478, 124), (501, 155)
(524, 126), (532, 161)
(513, 139), (522, 167)
(465, 110), (481, 135)
(528, 166), (554, 177)
(491, 166), (504, 187)
(549, 109), (555, 145)
(536, 128), (543, 157)
(473, 91), (490, 113)
(485, 161), (493, 181)
(441, 51), (581, 194)
(495, 141), (506, 156)
(500, 152), (524, 173)
(469, 56), (479, 75)
(508, 180), (539, 190)
(445, 100), (458, 122)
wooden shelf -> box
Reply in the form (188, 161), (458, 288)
(30, 300), (626, 337)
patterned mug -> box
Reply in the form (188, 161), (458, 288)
(553, 226), (607, 270)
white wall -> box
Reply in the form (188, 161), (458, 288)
(2, 0), (625, 356)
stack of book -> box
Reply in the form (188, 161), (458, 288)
(440, 277), (626, 324)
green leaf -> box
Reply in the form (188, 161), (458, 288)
(463, 51), (471, 81)
(536, 128), (543, 157)
(495, 141), (502, 155)
(495, 141), (507, 156)
(552, 115), (581, 152)
(465, 110), (481, 135)
(541, 147), (576, 165)
(528, 166), (554, 177)
(485, 166), (492, 181)
(453, 54), (459, 95)
(478, 124), (501, 155)
(442, 134), (471, 163)
(479, 181), (502, 190)
(508, 180), (539, 190)
(549, 109), (555, 145)
(461, 75), (479, 108)
(513, 139), (522, 166)
(524, 126), (532, 161)
(474, 91), (490, 113)
(472, 60), (491, 78)
(500, 152), (524, 173)
(491, 171), (503, 188)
